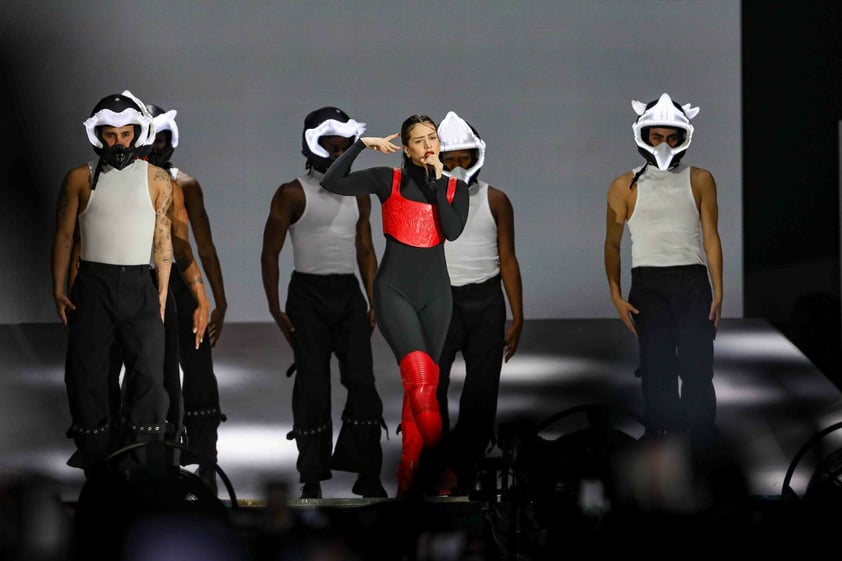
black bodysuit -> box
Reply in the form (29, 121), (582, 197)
(321, 140), (469, 364)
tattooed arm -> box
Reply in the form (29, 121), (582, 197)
(151, 165), (174, 322)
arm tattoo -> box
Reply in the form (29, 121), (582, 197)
(154, 168), (174, 215)
(153, 167), (171, 182)
(154, 182), (173, 265)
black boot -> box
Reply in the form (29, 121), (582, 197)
(352, 474), (387, 498)
(196, 464), (218, 496)
(300, 482), (322, 499)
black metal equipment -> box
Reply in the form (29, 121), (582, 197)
(478, 404), (644, 560)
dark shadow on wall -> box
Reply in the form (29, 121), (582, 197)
(0, 60), (52, 322)
(784, 290), (842, 390)
(742, 1), (842, 390)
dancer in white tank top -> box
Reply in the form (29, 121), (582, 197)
(261, 107), (387, 500)
(436, 111), (524, 496)
(605, 93), (723, 453)
(51, 90), (174, 482)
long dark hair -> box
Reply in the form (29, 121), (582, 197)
(400, 114), (438, 167)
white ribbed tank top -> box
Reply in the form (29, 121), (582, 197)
(79, 160), (156, 265)
(444, 181), (500, 286)
(627, 164), (704, 267)
(289, 171), (358, 274)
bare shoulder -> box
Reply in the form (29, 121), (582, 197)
(175, 170), (207, 212)
(60, 164), (93, 211)
(175, 169), (201, 192)
(487, 184), (509, 201)
(690, 166), (717, 195)
(607, 171), (636, 224)
(64, 163), (92, 190)
(276, 178), (304, 198)
(487, 184), (513, 211)
(270, 178), (305, 219)
(690, 166), (716, 183)
(609, 171), (635, 193)
(148, 163), (173, 187)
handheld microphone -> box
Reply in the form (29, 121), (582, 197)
(427, 164), (436, 182)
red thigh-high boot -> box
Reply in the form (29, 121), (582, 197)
(396, 391), (423, 497)
(396, 351), (443, 497)
(400, 351), (442, 448)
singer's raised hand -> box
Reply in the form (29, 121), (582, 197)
(422, 149), (444, 179)
(362, 133), (400, 153)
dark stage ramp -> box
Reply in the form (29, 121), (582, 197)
(2, 319), (842, 558)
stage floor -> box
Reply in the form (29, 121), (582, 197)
(2, 318), (842, 506)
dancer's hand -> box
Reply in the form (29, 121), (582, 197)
(612, 297), (639, 336)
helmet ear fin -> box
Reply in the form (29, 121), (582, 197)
(631, 100), (648, 116)
(682, 104), (700, 120)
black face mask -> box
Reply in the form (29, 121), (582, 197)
(148, 145), (174, 169)
(307, 155), (335, 174)
(99, 144), (137, 170)
(94, 123), (144, 170)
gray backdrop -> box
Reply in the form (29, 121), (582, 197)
(0, 1), (742, 323)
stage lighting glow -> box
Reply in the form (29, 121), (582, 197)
(0, 450), (78, 482)
(710, 372), (792, 405)
(14, 366), (68, 388)
(212, 364), (270, 388)
(715, 331), (808, 360)
(498, 355), (610, 384)
(217, 424), (297, 467)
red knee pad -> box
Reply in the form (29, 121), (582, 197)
(399, 350), (438, 383)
